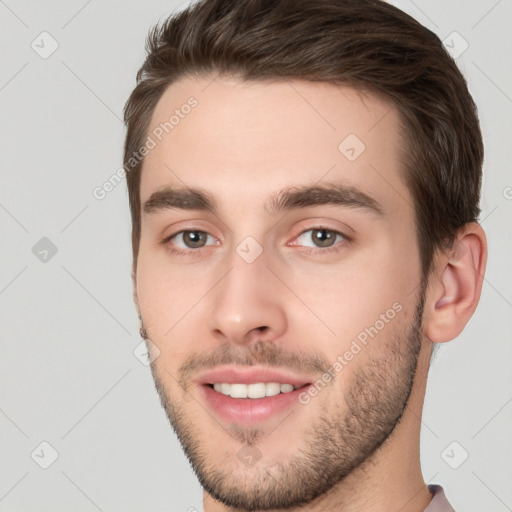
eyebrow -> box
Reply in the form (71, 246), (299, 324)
(143, 187), (217, 215)
(142, 183), (384, 217)
(266, 183), (384, 216)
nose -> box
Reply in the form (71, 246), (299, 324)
(207, 250), (288, 346)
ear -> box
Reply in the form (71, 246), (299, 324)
(131, 263), (140, 315)
(424, 222), (487, 343)
(132, 263), (148, 340)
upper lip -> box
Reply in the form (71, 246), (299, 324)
(195, 366), (314, 387)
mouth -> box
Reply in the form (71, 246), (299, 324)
(195, 367), (314, 424)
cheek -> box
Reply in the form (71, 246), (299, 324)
(136, 254), (233, 377)
(287, 256), (414, 345)
(135, 249), (207, 343)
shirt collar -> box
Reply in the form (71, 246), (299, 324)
(424, 485), (455, 512)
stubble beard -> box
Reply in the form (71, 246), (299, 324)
(146, 291), (425, 510)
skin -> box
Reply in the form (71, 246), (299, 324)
(134, 75), (487, 511)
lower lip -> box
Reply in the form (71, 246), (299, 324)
(199, 384), (310, 424)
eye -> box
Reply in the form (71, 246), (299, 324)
(294, 228), (345, 248)
(168, 230), (217, 249)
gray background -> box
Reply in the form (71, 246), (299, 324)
(1, 0), (511, 510)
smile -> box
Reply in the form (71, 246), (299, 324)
(195, 366), (314, 424)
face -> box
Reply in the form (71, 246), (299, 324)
(135, 75), (426, 509)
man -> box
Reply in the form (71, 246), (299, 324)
(123, 0), (487, 510)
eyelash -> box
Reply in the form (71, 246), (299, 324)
(162, 227), (350, 256)
(161, 230), (217, 257)
(293, 227), (350, 255)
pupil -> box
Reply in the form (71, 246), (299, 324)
(184, 231), (206, 248)
(313, 229), (334, 247)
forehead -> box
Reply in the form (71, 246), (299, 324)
(140, 75), (411, 218)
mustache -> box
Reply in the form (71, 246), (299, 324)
(177, 340), (330, 383)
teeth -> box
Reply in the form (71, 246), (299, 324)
(212, 382), (298, 398)
(229, 383), (248, 399)
(266, 382), (281, 397)
(248, 382), (266, 398)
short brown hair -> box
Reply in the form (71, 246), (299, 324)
(123, 0), (483, 278)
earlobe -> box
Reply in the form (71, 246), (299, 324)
(424, 223), (487, 343)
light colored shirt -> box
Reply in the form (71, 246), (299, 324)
(425, 485), (455, 512)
